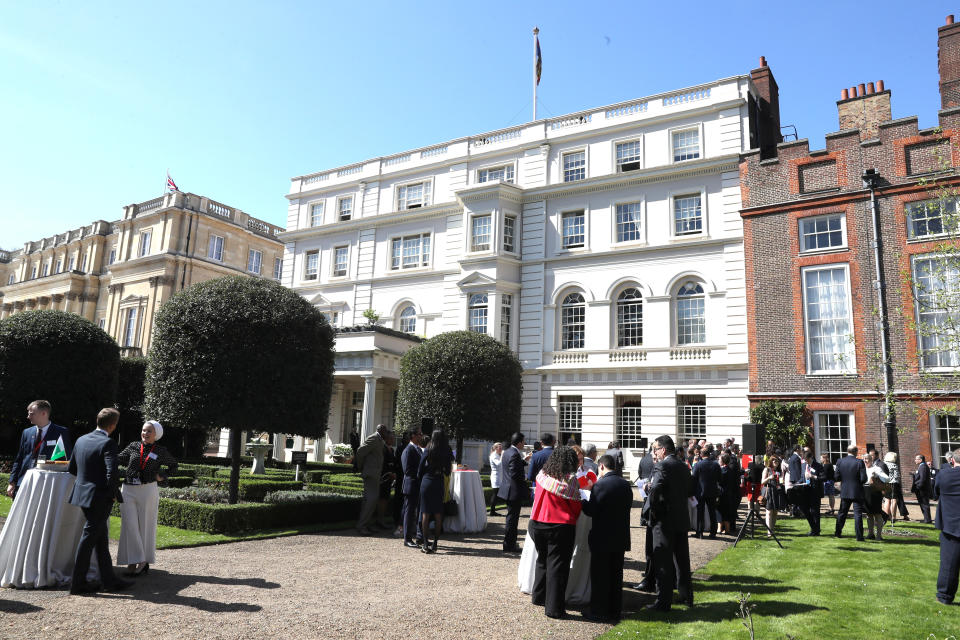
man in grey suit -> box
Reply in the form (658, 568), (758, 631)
(68, 408), (131, 595)
(355, 423), (389, 536)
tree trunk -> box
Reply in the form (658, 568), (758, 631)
(455, 429), (464, 465)
(229, 427), (241, 504)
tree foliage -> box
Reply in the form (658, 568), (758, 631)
(143, 276), (335, 501)
(396, 330), (522, 456)
(749, 400), (809, 450)
(0, 310), (119, 449)
(116, 356), (147, 449)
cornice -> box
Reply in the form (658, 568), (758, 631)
(279, 203), (462, 241)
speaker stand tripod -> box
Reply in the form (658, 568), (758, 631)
(733, 506), (783, 548)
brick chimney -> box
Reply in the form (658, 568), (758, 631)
(750, 56), (782, 159)
(837, 81), (891, 140)
(939, 14), (960, 108)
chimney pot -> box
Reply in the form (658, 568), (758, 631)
(759, 55), (767, 67)
(877, 79), (885, 92)
(850, 86), (858, 98)
(841, 88), (849, 100)
(866, 82), (875, 94)
(858, 83), (866, 96)
(948, 14), (955, 25)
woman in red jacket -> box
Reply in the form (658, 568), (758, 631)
(529, 446), (582, 619)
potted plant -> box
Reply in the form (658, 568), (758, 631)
(332, 443), (354, 463)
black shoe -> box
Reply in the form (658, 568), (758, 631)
(404, 540), (419, 548)
(104, 578), (134, 592)
(708, 533), (717, 539)
(582, 612), (616, 623)
(676, 594), (694, 606)
(866, 534), (876, 540)
(545, 611), (566, 619)
(901, 516), (910, 521)
(134, 563), (149, 576)
(420, 544), (432, 554)
(503, 545), (522, 553)
(646, 603), (671, 612)
(856, 537), (865, 542)
(632, 581), (655, 592)
(936, 597), (953, 605)
(69, 581), (100, 595)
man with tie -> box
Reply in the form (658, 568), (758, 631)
(935, 446), (960, 605)
(805, 450), (823, 535)
(581, 454), (633, 623)
(499, 432), (527, 553)
(6, 400), (72, 498)
(400, 428), (423, 548)
(646, 435), (694, 611)
(913, 454), (935, 524)
(834, 445), (868, 541)
(68, 407), (131, 594)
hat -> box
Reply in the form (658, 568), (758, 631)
(883, 451), (897, 463)
(147, 420), (164, 441)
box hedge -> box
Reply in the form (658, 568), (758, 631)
(324, 473), (364, 486)
(195, 477), (303, 501)
(306, 482), (363, 497)
(164, 475), (195, 489)
(154, 496), (361, 533)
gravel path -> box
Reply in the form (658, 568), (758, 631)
(0, 499), (733, 640)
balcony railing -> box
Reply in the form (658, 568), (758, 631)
(545, 345), (721, 368)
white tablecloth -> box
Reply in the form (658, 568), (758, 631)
(0, 468), (99, 588)
(443, 470), (487, 533)
(518, 512), (592, 606)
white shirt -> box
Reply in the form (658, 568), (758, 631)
(35, 422), (51, 442)
(489, 451), (502, 488)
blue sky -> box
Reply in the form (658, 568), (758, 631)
(2, 1), (957, 249)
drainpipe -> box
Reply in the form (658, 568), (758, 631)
(862, 168), (897, 454)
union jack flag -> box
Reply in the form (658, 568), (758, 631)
(166, 172), (179, 192)
(535, 34), (542, 86)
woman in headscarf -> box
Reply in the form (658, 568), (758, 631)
(117, 420), (178, 575)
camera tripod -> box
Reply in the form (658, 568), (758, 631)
(733, 504), (783, 548)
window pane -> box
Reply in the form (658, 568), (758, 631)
(800, 214), (846, 251)
(471, 215), (491, 251)
(674, 195), (702, 235)
(469, 293), (488, 333)
(563, 151), (585, 182)
(816, 412), (851, 464)
(333, 247), (348, 276)
(501, 293), (512, 347)
(561, 293), (585, 349)
(616, 140), (642, 170)
(559, 395), (582, 445)
(311, 203), (323, 226)
(617, 288), (643, 346)
(677, 283), (705, 345)
(616, 397), (643, 448)
(914, 256), (960, 368)
(562, 211), (585, 248)
(933, 414), (960, 463)
(677, 395), (706, 441)
(803, 267), (855, 371)
(616, 202), (642, 242)
(673, 128), (700, 162)
(907, 198), (957, 239)
(399, 306), (416, 333)
(503, 216), (516, 252)
(338, 197), (352, 221)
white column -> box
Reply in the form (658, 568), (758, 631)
(361, 375), (379, 439)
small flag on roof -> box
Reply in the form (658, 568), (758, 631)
(166, 171), (179, 192)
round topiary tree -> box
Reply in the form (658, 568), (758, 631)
(0, 310), (119, 449)
(116, 356), (147, 449)
(143, 275), (335, 503)
(396, 330), (522, 462)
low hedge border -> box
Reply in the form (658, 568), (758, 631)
(182, 457), (353, 474)
(195, 477), (304, 501)
(213, 468), (294, 480)
(324, 473), (363, 486)
(154, 496), (362, 533)
(164, 476), (195, 489)
(306, 482), (363, 497)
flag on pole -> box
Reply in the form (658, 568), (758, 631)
(50, 435), (67, 461)
(166, 172), (179, 192)
(535, 33), (542, 86)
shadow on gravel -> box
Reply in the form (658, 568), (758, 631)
(0, 598), (43, 614)
(124, 571), (280, 612)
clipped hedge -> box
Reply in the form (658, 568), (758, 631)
(325, 473), (363, 486)
(164, 476), (195, 489)
(306, 482), (363, 497)
(177, 463), (222, 478)
(213, 468), (294, 481)
(180, 457), (353, 474)
(195, 477), (303, 501)
(155, 496), (361, 533)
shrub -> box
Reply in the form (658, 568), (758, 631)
(155, 496), (361, 533)
(195, 477), (303, 501)
(158, 486), (228, 504)
(264, 490), (357, 504)
(325, 473), (364, 486)
(116, 357), (147, 449)
(0, 310), (119, 450)
(164, 476), (195, 488)
(213, 468), (294, 481)
(306, 482), (363, 497)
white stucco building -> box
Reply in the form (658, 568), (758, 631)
(282, 73), (766, 472)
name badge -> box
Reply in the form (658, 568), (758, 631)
(127, 478), (142, 485)
(46, 440), (57, 446)
(148, 452), (158, 460)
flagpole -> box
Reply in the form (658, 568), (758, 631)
(533, 27), (539, 121)
(164, 169), (169, 198)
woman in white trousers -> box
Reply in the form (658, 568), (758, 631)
(117, 420), (177, 575)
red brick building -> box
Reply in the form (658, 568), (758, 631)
(740, 16), (960, 467)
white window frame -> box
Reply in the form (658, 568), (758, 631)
(616, 286), (644, 347)
(122, 307), (139, 347)
(670, 124), (703, 163)
(614, 137), (643, 173)
(500, 293), (513, 348)
(55, 259), (62, 274)
(470, 214), (492, 252)
(614, 199), (645, 244)
(907, 197), (959, 240)
(813, 411), (854, 464)
(558, 395), (583, 445)
(68, 255), (75, 271)
(396, 179), (433, 210)
(107, 249), (116, 266)
(468, 293), (488, 334)
(560, 209), (586, 250)
(81, 254), (88, 272)
(332, 245), (349, 278)
(41, 263), (48, 277)
(670, 190), (706, 238)
(389, 232), (432, 270)
(559, 291), (586, 350)
(337, 196), (353, 221)
(138, 230), (152, 257)
(273, 257), (283, 281)
(562, 148), (587, 183)
(503, 214), (517, 254)
(677, 394), (707, 442)
(208, 234), (224, 262)
(303, 249), (319, 281)
(310, 202), (324, 227)
(616, 395), (643, 449)
(911, 253), (960, 370)
(801, 264), (857, 374)
(799, 213), (848, 254)
(477, 163), (516, 184)
(930, 412), (960, 469)
(398, 305), (417, 334)
(247, 249), (262, 275)
(675, 281), (706, 346)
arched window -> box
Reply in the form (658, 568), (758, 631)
(676, 281), (705, 345)
(468, 294), (488, 333)
(616, 287), (643, 347)
(560, 292), (585, 349)
(398, 305), (416, 333)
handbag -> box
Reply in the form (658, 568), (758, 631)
(443, 499), (458, 517)
(759, 485), (770, 506)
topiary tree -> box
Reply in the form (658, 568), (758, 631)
(0, 310), (119, 449)
(749, 400), (809, 451)
(396, 330), (522, 463)
(116, 356), (147, 449)
(143, 276), (335, 503)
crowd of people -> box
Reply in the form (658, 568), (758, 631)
(7, 400), (178, 594)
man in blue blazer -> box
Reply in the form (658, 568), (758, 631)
(400, 428), (423, 548)
(6, 399), (73, 498)
(68, 408), (130, 595)
(691, 449), (721, 538)
(527, 432), (555, 487)
(834, 445), (868, 541)
(499, 432), (527, 553)
(934, 449), (960, 605)
(581, 454), (633, 622)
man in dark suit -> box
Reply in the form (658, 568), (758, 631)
(499, 432), (526, 553)
(637, 449), (655, 483)
(581, 454), (633, 622)
(691, 449), (721, 538)
(934, 448), (960, 605)
(834, 445), (868, 541)
(646, 435), (693, 611)
(400, 428), (423, 548)
(6, 399), (73, 498)
(914, 454), (935, 524)
(68, 408), (131, 595)
(806, 450), (823, 536)
(527, 433), (554, 486)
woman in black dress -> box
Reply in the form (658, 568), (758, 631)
(417, 429), (453, 554)
(718, 452), (741, 534)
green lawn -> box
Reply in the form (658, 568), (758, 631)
(0, 495), (353, 549)
(603, 516), (956, 640)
